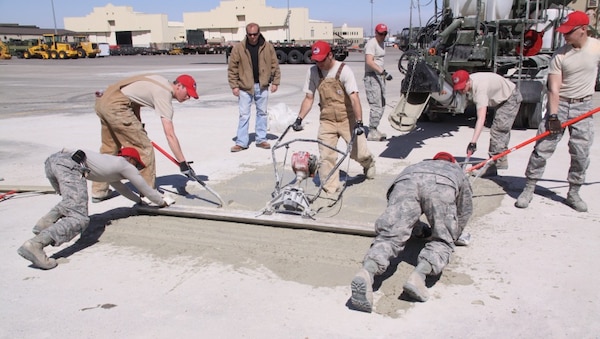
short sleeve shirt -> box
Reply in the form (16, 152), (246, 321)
(470, 72), (516, 109)
(120, 75), (175, 120)
(303, 61), (359, 96)
(364, 37), (385, 73)
(549, 37), (600, 98)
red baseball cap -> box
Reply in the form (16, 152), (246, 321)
(118, 147), (146, 169)
(176, 74), (199, 99)
(311, 40), (331, 62)
(556, 11), (589, 33)
(451, 70), (470, 91)
(433, 151), (456, 163)
(375, 23), (388, 34)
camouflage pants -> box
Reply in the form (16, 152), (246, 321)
(363, 173), (461, 276)
(489, 88), (522, 156)
(363, 73), (386, 129)
(38, 152), (90, 246)
(525, 100), (594, 185)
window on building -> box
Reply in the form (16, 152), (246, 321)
(237, 15), (245, 21)
(108, 20), (115, 26)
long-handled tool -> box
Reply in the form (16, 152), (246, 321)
(151, 141), (224, 208)
(467, 106), (600, 173)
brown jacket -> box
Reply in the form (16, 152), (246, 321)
(227, 35), (281, 95)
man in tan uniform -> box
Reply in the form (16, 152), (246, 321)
(452, 70), (522, 171)
(92, 74), (199, 202)
(291, 41), (375, 194)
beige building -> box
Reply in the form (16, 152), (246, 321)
(63, 1), (362, 47)
(64, 3), (185, 47)
(334, 24), (364, 48)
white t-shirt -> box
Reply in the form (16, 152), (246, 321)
(364, 37), (385, 73)
(549, 37), (600, 98)
(302, 61), (360, 96)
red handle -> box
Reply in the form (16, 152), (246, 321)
(151, 141), (178, 165)
(468, 106), (600, 172)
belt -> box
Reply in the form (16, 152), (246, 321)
(559, 95), (592, 104)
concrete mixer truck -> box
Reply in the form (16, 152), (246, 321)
(390, 0), (584, 132)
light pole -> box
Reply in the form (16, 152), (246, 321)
(51, 0), (58, 34)
(370, 0), (374, 37)
(286, 0), (290, 42)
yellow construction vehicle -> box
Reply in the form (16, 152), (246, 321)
(72, 35), (100, 58)
(22, 39), (50, 59)
(42, 34), (78, 59)
(0, 41), (12, 59)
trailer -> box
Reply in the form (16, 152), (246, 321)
(225, 41), (349, 65)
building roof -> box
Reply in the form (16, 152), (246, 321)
(0, 23), (74, 36)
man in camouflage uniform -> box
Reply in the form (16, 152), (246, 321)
(515, 11), (600, 212)
(350, 152), (473, 312)
(17, 148), (174, 270)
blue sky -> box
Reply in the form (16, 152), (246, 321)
(0, 0), (435, 35)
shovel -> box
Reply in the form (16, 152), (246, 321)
(151, 141), (224, 208)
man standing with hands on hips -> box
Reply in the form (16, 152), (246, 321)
(516, 11), (600, 212)
(364, 23), (393, 141)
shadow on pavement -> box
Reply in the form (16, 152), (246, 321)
(51, 207), (137, 260)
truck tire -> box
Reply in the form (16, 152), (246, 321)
(77, 48), (86, 58)
(276, 50), (287, 64)
(514, 80), (545, 129)
(303, 50), (313, 64)
(58, 51), (67, 59)
(287, 49), (303, 64)
(50, 50), (58, 59)
(23, 51), (31, 59)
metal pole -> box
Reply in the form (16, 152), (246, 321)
(51, 0), (58, 34)
(370, 0), (374, 37)
(286, 0), (290, 42)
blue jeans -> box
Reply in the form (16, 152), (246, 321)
(235, 83), (269, 147)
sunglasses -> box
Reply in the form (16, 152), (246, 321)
(565, 26), (582, 35)
(376, 31), (388, 35)
(247, 32), (259, 37)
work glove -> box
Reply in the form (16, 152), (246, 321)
(353, 120), (367, 136)
(161, 193), (176, 207)
(547, 114), (562, 135)
(179, 161), (197, 179)
(292, 117), (303, 131)
(382, 70), (393, 81)
(466, 142), (477, 156)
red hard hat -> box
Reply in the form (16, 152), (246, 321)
(118, 147), (146, 169)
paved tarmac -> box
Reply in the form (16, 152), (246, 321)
(1, 49), (599, 338)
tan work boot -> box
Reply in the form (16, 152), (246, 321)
(565, 184), (587, 212)
(363, 161), (376, 180)
(403, 261), (432, 302)
(350, 268), (374, 312)
(515, 179), (537, 209)
(494, 156), (508, 170)
(367, 128), (387, 141)
(17, 233), (57, 270)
